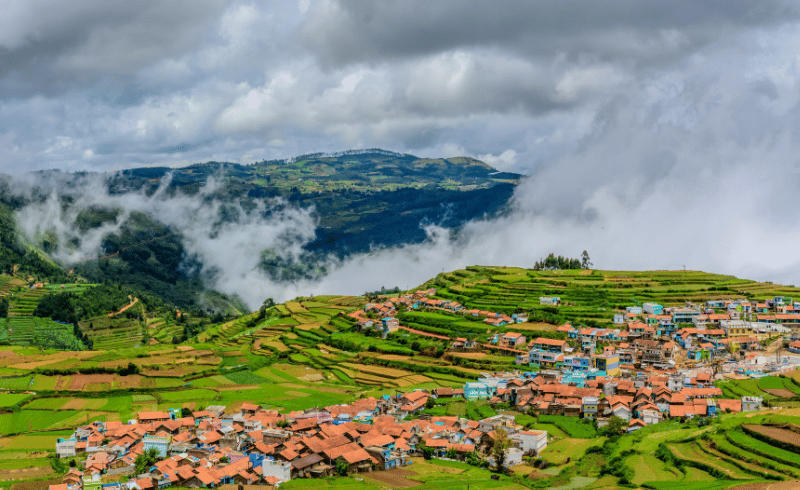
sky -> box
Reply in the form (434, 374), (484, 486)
(4, 1), (800, 304)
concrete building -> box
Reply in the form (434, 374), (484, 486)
(720, 320), (754, 338)
(670, 307), (701, 324)
(594, 354), (620, 376)
(260, 458), (292, 483)
(582, 396), (599, 418)
(511, 430), (547, 456)
(742, 396), (762, 412)
(642, 303), (663, 315)
(142, 435), (170, 458)
(55, 437), (77, 458)
(464, 382), (491, 400)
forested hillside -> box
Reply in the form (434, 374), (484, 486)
(0, 150), (520, 312)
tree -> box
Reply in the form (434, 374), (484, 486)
(119, 362), (139, 376)
(134, 453), (150, 475)
(181, 407), (193, 418)
(134, 447), (160, 474)
(599, 415), (626, 437)
(0, 297), (7, 318)
(581, 250), (592, 269)
(492, 428), (510, 471)
(335, 459), (349, 476)
(419, 442), (434, 460)
(533, 253), (582, 271)
(446, 447), (458, 459)
(466, 451), (482, 467)
(50, 454), (67, 474)
(425, 398), (435, 409)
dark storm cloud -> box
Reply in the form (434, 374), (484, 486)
(0, 2), (233, 100)
(1, 0), (796, 174)
(300, 1), (797, 67)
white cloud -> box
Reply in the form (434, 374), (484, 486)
(3, 0), (800, 301)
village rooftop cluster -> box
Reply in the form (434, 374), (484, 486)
(47, 290), (800, 489)
(52, 392), (546, 490)
(351, 290), (800, 426)
(357, 290), (800, 374)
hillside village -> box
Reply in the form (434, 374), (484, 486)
(0, 268), (795, 490)
(46, 290), (800, 490)
(352, 290), (800, 427)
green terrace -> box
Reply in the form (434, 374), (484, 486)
(421, 267), (800, 326)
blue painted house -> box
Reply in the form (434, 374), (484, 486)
(464, 382), (491, 400)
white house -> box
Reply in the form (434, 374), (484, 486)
(611, 404), (631, 421)
(640, 407), (661, 426)
(742, 396), (762, 412)
(505, 447), (524, 466)
(56, 437), (77, 458)
(260, 458), (292, 483)
(512, 430), (547, 456)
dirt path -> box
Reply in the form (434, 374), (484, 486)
(108, 296), (139, 317)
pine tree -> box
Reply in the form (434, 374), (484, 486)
(581, 250), (592, 269)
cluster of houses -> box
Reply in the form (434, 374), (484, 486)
(618, 298), (800, 331)
(458, 369), (761, 431)
(356, 289), (533, 335)
(356, 290), (794, 370)
(52, 392), (548, 490)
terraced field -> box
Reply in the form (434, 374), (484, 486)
(744, 425), (800, 450)
(667, 441), (754, 480)
(0, 317), (85, 350)
(422, 267), (800, 327)
(82, 317), (143, 350)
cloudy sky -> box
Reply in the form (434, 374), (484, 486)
(5, 1), (800, 301)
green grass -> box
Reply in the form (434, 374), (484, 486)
(627, 453), (681, 485)
(541, 438), (603, 465)
(224, 370), (268, 385)
(279, 477), (380, 489)
(538, 415), (597, 438)
(330, 369), (355, 384)
(709, 432), (800, 478)
(0, 393), (33, 408)
(758, 376), (785, 390)
(187, 376), (227, 388)
(20, 398), (68, 410)
(526, 423), (567, 438)
(159, 389), (218, 403)
(781, 376), (800, 395)
(726, 429), (800, 466)
(0, 410), (84, 434)
(0, 317), (86, 350)
(0, 376), (33, 390)
(0, 457), (52, 469)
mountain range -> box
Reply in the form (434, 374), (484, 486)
(0, 150), (521, 313)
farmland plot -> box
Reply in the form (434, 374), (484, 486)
(744, 424), (800, 450)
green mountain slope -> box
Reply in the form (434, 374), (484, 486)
(0, 150), (521, 312)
